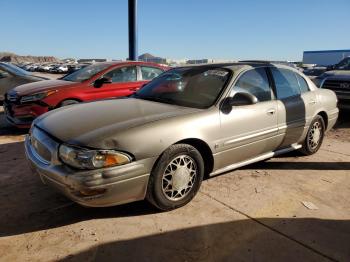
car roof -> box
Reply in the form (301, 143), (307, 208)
(175, 61), (298, 72)
(91, 61), (168, 69)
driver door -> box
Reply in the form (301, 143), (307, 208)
(217, 67), (279, 168)
(88, 66), (141, 100)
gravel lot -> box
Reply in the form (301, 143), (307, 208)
(0, 100), (349, 261)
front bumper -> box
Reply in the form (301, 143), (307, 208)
(24, 132), (156, 207)
(4, 101), (49, 128)
(337, 97), (350, 110)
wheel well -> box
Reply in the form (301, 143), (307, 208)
(176, 138), (214, 178)
(317, 111), (328, 129)
(56, 98), (82, 108)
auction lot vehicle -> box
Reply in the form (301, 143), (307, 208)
(0, 62), (47, 101)
(4, 61), (168, 128)
(25, 63), (339, 210)
(313, 57), (350, 109)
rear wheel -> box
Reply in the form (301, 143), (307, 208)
(146, 144), (204, 210)
(59, 99), (80, 107)
(299, 115), (325, 155)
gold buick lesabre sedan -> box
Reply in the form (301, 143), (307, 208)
(25, 62), (339, 210)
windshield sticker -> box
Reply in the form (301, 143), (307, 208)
(204, 70), (229, 77)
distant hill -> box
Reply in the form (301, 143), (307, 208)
(138, 53), (166, 64)
(138, 53), (157, 60)
(0, 52), (59, 63)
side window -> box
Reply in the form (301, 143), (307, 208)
(271, 68), (300, 99)
(140, 66), (163, 80)
(234, 68), (272, 102)
(295, 73), (309, 93)
(103, 66), (137, 83)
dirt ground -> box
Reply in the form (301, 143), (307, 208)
(0, 103), (349, 261)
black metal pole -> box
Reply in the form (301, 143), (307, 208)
(128, 0), (138, 61)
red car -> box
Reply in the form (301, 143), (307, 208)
(4, 61), (168, 128)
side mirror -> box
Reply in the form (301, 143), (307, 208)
(230, 92), (258, 106)
(221, 92), (258, 114)
(94, 77), (112, 88)
(0, 71), (10, 79)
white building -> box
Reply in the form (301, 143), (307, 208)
(303, 49), (350, 66)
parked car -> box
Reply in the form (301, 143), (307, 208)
(0, 62), (48, 101)
(4, 61), (168, 127)
(24, 64), (39, 72)
(48, 65), (61, 73)
(37, 64), (54, 72)
(53, 64), (68, 73)
(25, 62), (338, 210)
(302, 67), (327, 79)
(326, 56), (350, 71)
(313, 57), (350, 109)
(49, 65), (68, 74)
(67, 64), (88, 74)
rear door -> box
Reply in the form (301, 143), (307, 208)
(269, 67), (317, 148)
(138, 66), (165, 87)
(217, 67), (279, 167)
(102, 65), (140, 97)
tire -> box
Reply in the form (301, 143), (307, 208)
(299, 115), (325, 155)
(59, 99), (79, 107)
(146, 144), (204, 211)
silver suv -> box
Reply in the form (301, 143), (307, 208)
(25, 63), (338, 210)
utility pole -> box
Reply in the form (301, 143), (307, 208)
(128, 0), (138, 61)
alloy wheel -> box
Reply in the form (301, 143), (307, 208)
(307, 120), (323, 150)
(161, 155), (197, 201)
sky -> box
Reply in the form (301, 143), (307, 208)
(1, 0), (350, 61)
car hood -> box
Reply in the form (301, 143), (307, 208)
(13, 79), (77, 95)
(320, 70), (350, 79)
(35, 98), (200, 147)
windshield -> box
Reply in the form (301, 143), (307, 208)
(134, 67), (231, 109)
(1, 63), (31, 76)
(62, 63), (110, 82)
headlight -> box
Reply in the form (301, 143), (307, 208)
(20, 90), (57, 103)
(58, 144), (132, 169)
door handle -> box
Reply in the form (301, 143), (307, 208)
(266, 109), (276, 115)
(129, 87), (140, 92)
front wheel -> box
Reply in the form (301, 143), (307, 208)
(146, 144), (204, 211)
(299, 115), (325, 155)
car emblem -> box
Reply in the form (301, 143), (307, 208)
(340, 82), (350, 89)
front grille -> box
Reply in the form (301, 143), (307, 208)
(30, 128), (53, 164)
(322, 79), (350, 93)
